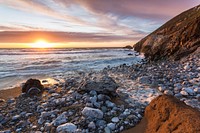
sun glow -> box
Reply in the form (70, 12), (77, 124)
(30, 40), (54, 48)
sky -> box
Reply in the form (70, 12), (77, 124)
(0, 0), (199, 48)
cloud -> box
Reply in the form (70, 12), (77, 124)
(0, 0), (199, 43)
(0, 31), (141, 43)
(74, 0), (199, 20)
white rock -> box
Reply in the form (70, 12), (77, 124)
(180, 91), (189, 96)
(111, 117), (119, 123)
(82, 107), (103, 119)
(56, 123), (77, 133)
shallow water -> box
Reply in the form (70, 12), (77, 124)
(0, 48), (143, 90)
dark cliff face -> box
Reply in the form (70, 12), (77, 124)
(134, 5), (200, 61)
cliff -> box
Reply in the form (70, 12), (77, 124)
(134, 5), (200, 61)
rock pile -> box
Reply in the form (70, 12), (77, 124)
(0, 76), (143, 133)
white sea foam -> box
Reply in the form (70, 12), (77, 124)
(0, 48), (143, 90)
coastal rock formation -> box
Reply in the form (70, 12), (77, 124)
(144, 95), (200, 133)
(123, 45), (133, 49)
(134, 4), (200, 61)
(22, 79), (44, 95)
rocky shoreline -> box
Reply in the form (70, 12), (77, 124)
(0, 49), (200, 133)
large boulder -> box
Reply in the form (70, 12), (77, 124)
(22, 79), (44, 95)
(144, 95), (200, 133)
(78, 76), (119, 97)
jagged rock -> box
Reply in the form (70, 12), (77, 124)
(134, 4), (200, 61)
(22, 79), (44, 95)
(123, 45), (132, 49)
(79, 76), (119, 97)
(144, 95), (200, 133)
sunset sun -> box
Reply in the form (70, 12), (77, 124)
(30, 40), (54, 48)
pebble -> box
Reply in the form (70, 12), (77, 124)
(111, 117), (119, 123)
(82, 107), (103, 119)
(0, 99), (5, 102)
(12, 115), (20, 121)
(182, 88), (195, 95)
(180, 91), (189, 96)
(52, 112), (67, 126)
(104, 127), (111, 133)
(105, 100), (115, 108)
(56, 123), (77, 133)
(164, 90), (173, 95)
(107, 123), (116, 130)
(88, 121), (96, 129)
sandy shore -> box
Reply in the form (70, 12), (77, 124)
(0, 87), (21, 101)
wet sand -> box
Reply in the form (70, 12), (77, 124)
(122, 117), (147, 133)
(0, 87), (21, 101)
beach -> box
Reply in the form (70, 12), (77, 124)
(0, 47), (199, 132)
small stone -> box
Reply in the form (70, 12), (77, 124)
(7, 98), (15, 104)
(101, 106), (107, 113)
(32, 125), (37, 129)
(137, 76), (151, 84)
(164, 90), (173, 95)
(194, 88), (200, 93)
(82, 107), (103, 119)
(52, 112), (67, 126)
(105, 100), (115, 108)
(12, 115), (20, 121)
(1, 130), (11, 133)
(0, 99), (5, 103)
(88, 121), (96, 129)
(89, 90), (97, 96)
(104, 127), (111, 133)
(107, 123), (115, 130)
(196, 94), (200, 101)
(174, 93), (182, 98)
(158, 86), (166, 92)
(182, 88), (195, 95)
(111, 117), (119, 123)
(184, 63), (190, 70)
(96, 120), (106, 128)
(120, 126), (124, 131)
(56, 123), (77, 133)
(16, 128), (22, 132)
(180, 91), (189, 96)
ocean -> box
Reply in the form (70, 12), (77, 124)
(0, 48), (143, 90)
